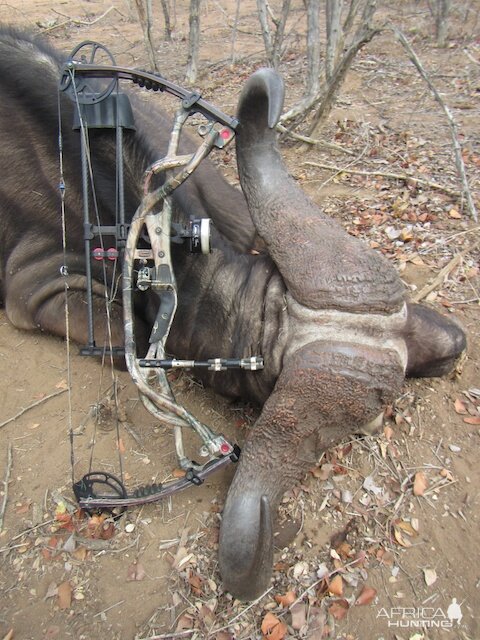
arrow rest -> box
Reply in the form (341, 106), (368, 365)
(59, 43), (261, 510)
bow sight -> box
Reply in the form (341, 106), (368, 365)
(59, 41), (261, 510)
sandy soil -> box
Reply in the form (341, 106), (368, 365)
(0, 2), (479, 639)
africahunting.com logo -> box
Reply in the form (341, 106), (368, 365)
(376, 599), (463, 629)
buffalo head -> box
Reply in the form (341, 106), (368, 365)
(218, 69), (465, 600)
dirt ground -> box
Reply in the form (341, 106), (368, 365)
(0, 1), (480, 639)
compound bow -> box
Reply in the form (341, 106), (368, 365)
(59, 42), (262, 511)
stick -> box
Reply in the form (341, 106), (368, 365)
(0, 388), (68, 430)
(412, 238), (480, 302)
(93, 599), (125, 618)
(136, 631), (196, 640)
(392, 27), (478, 222)
(0, 444), (13, 532)
(276, 124), (355, 155)
(302, 160), (461, 197)
(208, 586), (274, 636)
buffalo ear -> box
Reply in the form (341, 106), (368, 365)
(404, 303), (466, 378)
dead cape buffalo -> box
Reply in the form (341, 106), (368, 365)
(0, 27), (466, 600)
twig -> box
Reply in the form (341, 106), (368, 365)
(287, 556), (364, 610)
(93, 599), (125, 618)
(207, 586), (274, 636)
(50, 6), (118, 27)
(276, 123), (355, 155)
(136, 631), (196, 640)
(0, 444), (13, 532)
(413, 239), (480, 302)
(391, 26), (478, 222)
(0, 388), (68, 429)
(302, 160), (461, 197)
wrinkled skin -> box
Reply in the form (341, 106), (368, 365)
(0, 29), (466, 601)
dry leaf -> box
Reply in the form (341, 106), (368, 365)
(454, 398), (468, 414)
(274, 590), (296, 607)
(448, 208), (462, 219)
(44, 581), (58, 600)
(328, 599), (349, 620)
(310, 463), (333, 480)
(57, 581), (72, 610)
(423, 568), (437, 586)
(393, 526), (412, 548)
(2, 630), (14, 640)
(355, 585), (377, 606)
(55, 379), (68, 390)
(464, 415), (480, 425)
(172, 468), (186, 478)
(261, 612), (288, 640)
(413, 471), (428, 496)
(127, 560), (146, 582)
(199, 604), (216, 629)
(176, 614), (194, 632)
(383, 425), (394, 441)
(440, 468), (454, 481)
(72, 546), (88, 561)
(188, 572), (203, 596)
(290, 602), (307, 630)
(396, 520), (418, 537)
(328, 574), (343, 596)
(215, 633), (233, 640)
(117, 438), (126, 455)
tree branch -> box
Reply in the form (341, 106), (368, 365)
(391, 26), (477, 221)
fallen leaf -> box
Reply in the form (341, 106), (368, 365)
(274, 590), (296, 607)
(290, 602), (307, 630)
(2, 631), (14, 640)
(328, 599), (349, 620)
(393, 526), (412, 548)
(396, 520), (418, 537)
(127, 560), (146, 582)
(423, 568), (437, 586)
(176, 614), (194, 632)
(310, 463), (333, 480)
(440, 468), (454, 481)
(215, 633), (233, 640)
(188, 572), (203, 596)
(464, 415), (480, 425)
(448, 207), (462, 219)
(383, 425), (394, 441)
(413, 471), (428, 496)
(261, 612), (288, 640)
(328, 574), (343, 596)
(172, 468), (186, 478)
(355, 585), (377, 606)
(199, 604), (216, 629)
(55, 379), (68, 390)
(72, 546), (88, 561)
(454, 398), (468, 414)
(44, 581), (58, 600)
(57, 581), (72, 610)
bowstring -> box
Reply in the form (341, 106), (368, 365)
(66, 67), (124, 482)
(58, 91), (76, 488)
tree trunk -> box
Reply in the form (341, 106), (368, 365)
(326, 0), (344, 80)
(304, 0), (321, 97)
(161, 0), (173, 41)
(256, 0), (274, 64)
(134, 0), (158, 71)
(230, 0), (241, 65)
(185, 0), (201, 83)
(435, 0), (450, 47)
